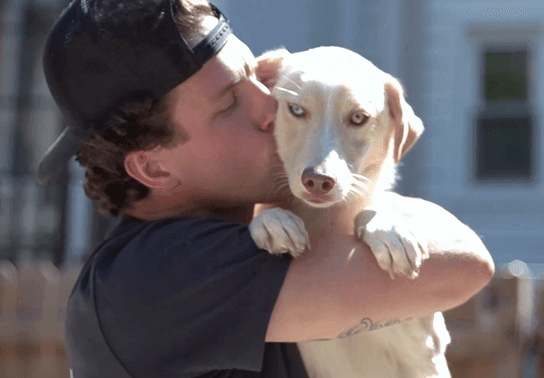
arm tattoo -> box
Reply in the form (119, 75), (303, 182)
(308, 317), (413, 342)
(336, 317), (411, 339)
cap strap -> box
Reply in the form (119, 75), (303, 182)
(192, 3), (232, 65)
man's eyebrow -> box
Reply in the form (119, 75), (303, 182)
(212, 80), (239, 102)
(211, 61), (253, 102)
(212, 64), (248, 103)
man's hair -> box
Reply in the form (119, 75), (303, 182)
(75, 0), (214, 217)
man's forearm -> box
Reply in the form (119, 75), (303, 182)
(385, 191), (495, 299)
(263, 192), (495, 342)
(385, 192), (493, 263)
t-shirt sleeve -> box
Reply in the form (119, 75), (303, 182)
(94, 217), (291, 378)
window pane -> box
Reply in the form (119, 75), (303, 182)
(484, 51), (527, 101)
(476, 117), (532, 180)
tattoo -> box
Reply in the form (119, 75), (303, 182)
(306, 317), (413, 342)
(336, 317), (411, 339)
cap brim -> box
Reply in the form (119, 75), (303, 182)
(37, 127), (81, 185)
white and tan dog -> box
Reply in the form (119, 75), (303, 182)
(249, 46), (451, 378)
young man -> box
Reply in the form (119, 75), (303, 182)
(39, 0), (494, 377)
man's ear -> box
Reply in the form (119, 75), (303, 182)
(255, 48), (290, 89)
(124, 150), (178, 190)
(384, 77), (424, 163)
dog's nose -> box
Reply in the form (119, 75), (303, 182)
(301, 168), (336, 195)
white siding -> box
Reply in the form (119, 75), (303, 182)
(424, 0), (544, 266)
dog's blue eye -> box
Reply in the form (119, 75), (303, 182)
(288, 104), (305, 117)
(350, 112), (369, 125)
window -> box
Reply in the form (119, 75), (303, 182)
(475, 49), (535, 182)
(476, 116), (532, 179)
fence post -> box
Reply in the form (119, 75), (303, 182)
(445, 260), (534, 378)
(0, 261), (20, 378)
(444, 280), (494, 377)
(16, 260), (60, 378)
(492, 261), (533, 378)
(54, 264), (80, 378)
(535, 273), (544, 378)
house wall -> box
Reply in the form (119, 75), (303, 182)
(424, 1), (544, 266)
(5, 0), (536, 267)
(0, 0), (91, 264)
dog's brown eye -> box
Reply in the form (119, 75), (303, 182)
(288, 104), (305, 117)
(350, 112), (369, 126)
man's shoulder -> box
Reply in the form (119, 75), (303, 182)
(100, 215), (250, 256)
(109, 215), (246, 241)
(67, 215), (293, 377)
(89, 215), (291, 292)
(86, 215), (260, 278)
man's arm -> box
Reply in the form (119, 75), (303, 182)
(264, 193), (494, 342)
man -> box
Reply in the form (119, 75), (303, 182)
(38, 0), (494, 377)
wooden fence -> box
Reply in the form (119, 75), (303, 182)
(0, 259), (79, 378)
(0, 258), (543, 378)
(444, 260), (543, 378)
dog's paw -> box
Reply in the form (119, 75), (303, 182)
(249, 208), (310, 258)
(355, 210), (429, 279)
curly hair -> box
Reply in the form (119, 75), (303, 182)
(75, 0), (214, 217)
(76, 97), (172, 217)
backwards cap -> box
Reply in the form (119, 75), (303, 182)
(38, 0), (232, 184)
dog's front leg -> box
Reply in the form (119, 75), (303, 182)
(249, 208), (310, 258)
(354, 207), (429, 279)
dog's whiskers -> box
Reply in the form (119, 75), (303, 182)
(273, 181), (290, 191)
(343, 191), (359, 207)
(272, 170), (288, 178)
(270, 171), (292, 196)
(347, 186), (364, 197)
(274, 175), (289, 182)
(349, 183), (368, 194)
(271, 184), (292, 198)
(351, 180), (368, 191)
(284, 76), (302, 90)
(276, 86), (299, 97)
(272, 176), (290, 188)
(352, 173), (371, 183)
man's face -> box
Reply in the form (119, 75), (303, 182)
(157, 35), (284, 206)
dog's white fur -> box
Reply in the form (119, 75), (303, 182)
(249, 46), (451, 377)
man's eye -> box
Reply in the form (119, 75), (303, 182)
(219, 94), (239, 116)
(288, 104), (305, 117)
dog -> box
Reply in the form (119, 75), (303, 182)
(249, 46), (451, 378)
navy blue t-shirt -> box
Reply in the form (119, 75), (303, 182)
(65, 215), (309, 378)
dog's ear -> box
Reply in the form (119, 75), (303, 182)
(255, 48), (290, 89)
(385, 78), (424, 162)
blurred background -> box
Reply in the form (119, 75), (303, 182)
(0, 0), (543, 377)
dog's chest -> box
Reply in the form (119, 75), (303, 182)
(289, 199), (367, 236)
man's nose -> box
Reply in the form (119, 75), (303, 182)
(253, 78), (277, 132)
(259, 95), (277, 132)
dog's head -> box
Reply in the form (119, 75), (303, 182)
(257, 46), (424, 208)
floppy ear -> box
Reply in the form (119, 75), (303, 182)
(385, 78), (424, 162)
(255, 48), (290, 89)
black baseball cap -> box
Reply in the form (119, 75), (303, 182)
(38, 0), (232, 184)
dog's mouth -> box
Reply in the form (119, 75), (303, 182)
(288, 167), (343, 207)
(300, 192), (335, 207)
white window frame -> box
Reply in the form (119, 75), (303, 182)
(467, 23), (542, 188)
